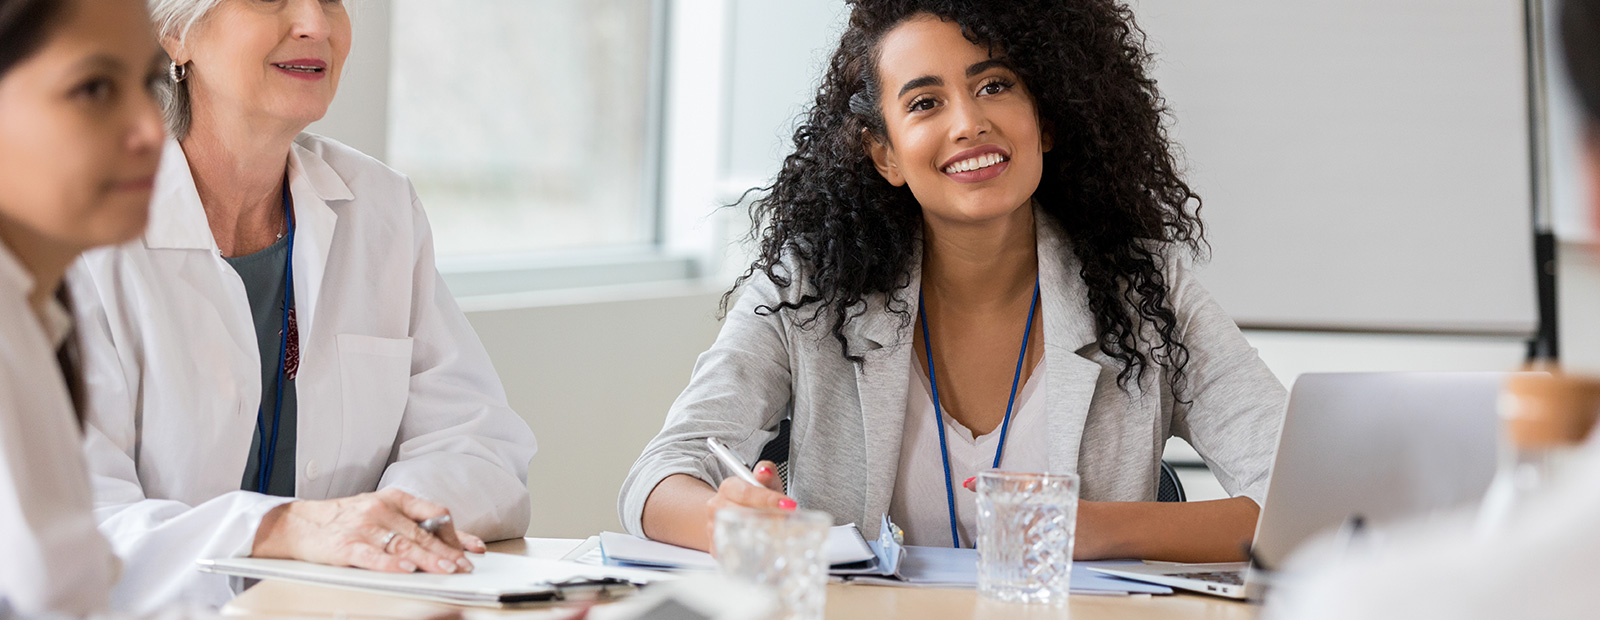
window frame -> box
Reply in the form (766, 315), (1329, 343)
(313, 0), (743, 299)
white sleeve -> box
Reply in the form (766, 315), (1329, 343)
(0, 320), (118, 616)
(70, 264), (293, 613)
(1161, 251), (1287, 507)
(374, 187), (536, 541)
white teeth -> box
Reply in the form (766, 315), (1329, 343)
(274, 64), (323, 73)
(944, 152), (1007, 174)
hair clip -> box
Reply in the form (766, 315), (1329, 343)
(848, 90), (876, 117)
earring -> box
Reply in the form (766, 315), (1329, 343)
(169, 61), (188, 84)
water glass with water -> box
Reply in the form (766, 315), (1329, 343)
(975, 470), (1080, 604)
(713, 507), (830, 620)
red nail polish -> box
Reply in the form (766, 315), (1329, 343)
(756, 465), (773, 475)
(778, 498), (797, 510)
(963, 476), (977, 491)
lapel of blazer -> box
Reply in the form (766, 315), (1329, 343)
(850, 248), (919, 527)
(1035, 210), (1105, 473)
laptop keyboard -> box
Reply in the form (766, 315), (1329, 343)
(1178, 571), (1244, 586)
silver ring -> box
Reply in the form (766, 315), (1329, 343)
(379, 530), (399, 553)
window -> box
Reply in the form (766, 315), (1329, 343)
(387, 0), (661, 259)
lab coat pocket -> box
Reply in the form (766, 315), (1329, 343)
(336, 334), (414, 471)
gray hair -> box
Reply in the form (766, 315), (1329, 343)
(149, 0), (224, 140)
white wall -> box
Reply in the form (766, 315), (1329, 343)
(460, 286), (727, 537)
(306, 1), (391, 161)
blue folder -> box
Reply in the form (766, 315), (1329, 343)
(839, 516), (1173, 595)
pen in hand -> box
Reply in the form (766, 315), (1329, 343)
(706, 437), (766, 488)
(419, 514), (452, 536)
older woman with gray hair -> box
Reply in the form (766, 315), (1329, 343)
(68, 0), (537, 611)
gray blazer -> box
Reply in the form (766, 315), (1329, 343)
(618, 215), (1287, 538)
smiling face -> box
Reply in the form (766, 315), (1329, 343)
(0, 0), (166, 253)
(866, 14), (1050, 227)
(172, 0), (352, 132)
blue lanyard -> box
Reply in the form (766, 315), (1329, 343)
(917, 276), (1040, 548)
(254, 176), (295, 494)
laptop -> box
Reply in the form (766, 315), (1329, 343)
(1089, 372), (1511, 599)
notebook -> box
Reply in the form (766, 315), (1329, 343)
(600, 518), (1170, 595)
(598, 524), (878, 571)
(197, 551), (669, 607)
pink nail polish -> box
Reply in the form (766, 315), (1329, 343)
(779, 498), (797, 510)
(756, 465), (773, 475)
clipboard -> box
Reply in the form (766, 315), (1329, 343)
(198, 551), (669, 607)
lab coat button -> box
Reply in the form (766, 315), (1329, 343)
(305, 459), (322, 480)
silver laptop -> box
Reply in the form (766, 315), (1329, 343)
(1090, 372), (1510, 599)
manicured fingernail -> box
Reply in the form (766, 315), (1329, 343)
(457, 558), (474, 572)
(438, 559), (458, 573)
(963, 477), (977, 492)
(778, 498), (797, 510)
(399, 560), (417, 572)
(756, 465), (773, 475)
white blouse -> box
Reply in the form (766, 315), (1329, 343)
(0, 242), (118, 615)
(888, 358), (1051, 548)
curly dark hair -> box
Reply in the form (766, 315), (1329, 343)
(728, 0), (1205, 393)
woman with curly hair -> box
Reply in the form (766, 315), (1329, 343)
(620, 0), (1286, 562)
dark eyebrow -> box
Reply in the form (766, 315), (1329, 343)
(966, 58), (1011, 77)
(72, 53), (127, 74)
(896, 59), (1014, 99)
(897, 75), (942, 99)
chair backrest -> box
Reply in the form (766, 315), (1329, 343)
(756, 418), (792, 490)
(1157, 461), (1187, 502)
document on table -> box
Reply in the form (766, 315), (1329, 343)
(197, 552), (670, 607)
(598, 525), (877, 570)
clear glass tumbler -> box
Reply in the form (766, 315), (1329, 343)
(975, 470), (1080, 604)
(713, 507), (831, 620)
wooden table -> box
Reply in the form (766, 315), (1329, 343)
(223, 538), (1259, 620)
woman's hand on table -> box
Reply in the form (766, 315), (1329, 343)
(251, 488), (487, 574)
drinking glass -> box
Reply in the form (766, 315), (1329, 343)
(975, 470), (1080, 604)
(713, 507), (830, 620)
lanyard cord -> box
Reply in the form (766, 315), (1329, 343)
(255, 176), (295, 494)
(917, 276), (1040, 548)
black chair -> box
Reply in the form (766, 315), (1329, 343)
(1157, 460), (1187, 503)
(756, 418), (793, 490)
(759, 418), (1189, 502)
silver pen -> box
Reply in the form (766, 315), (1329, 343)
(706, 437), (765, 487)
(418, 514), (452, 536)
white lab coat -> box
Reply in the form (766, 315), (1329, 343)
(0, 241), (118, 616)
(69, 134), (538, 613)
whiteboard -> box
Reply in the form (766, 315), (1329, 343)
(721, 0), (1539, 334)
(1131, 0), (1537, 333)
